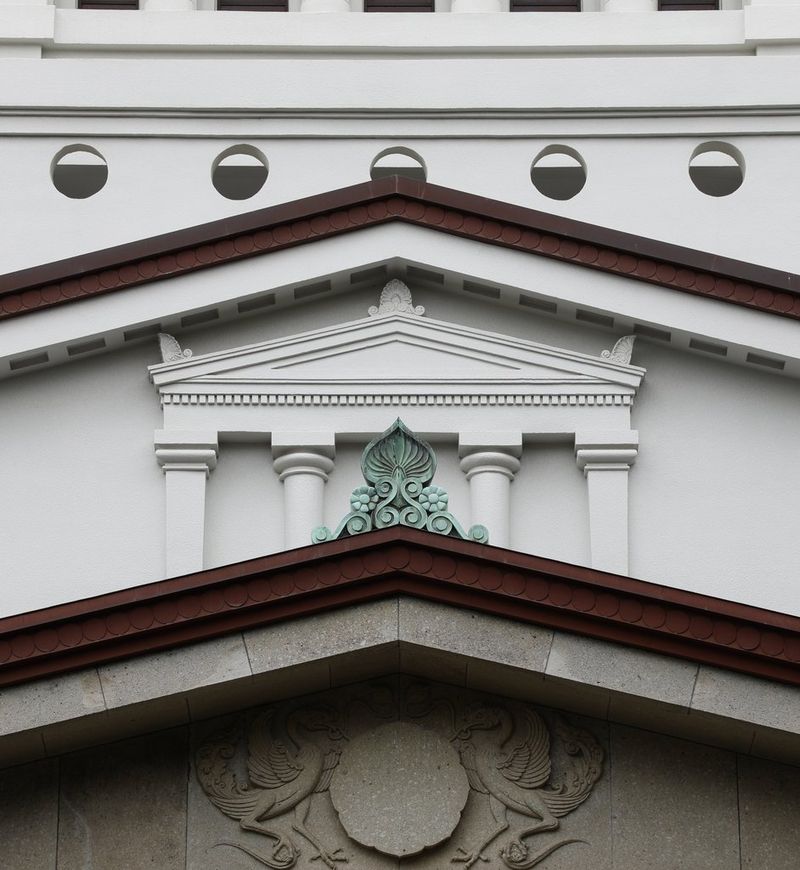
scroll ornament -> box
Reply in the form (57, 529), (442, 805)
(312, 418), (488, 544)
(157, 332), (192, 363)
(367, 278), (425, 317)
(601, 335), (635, 365)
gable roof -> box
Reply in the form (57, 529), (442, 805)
(1, 527), (799, 691)
(1, 176), (799, 324)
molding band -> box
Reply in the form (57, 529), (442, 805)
(1, 177), (799, 324)
(0, 527), (798, 691)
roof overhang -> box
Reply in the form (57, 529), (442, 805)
(2, 178), (800, 380)
(1, 529), (799, 768)
(3, 177), (798, 322)
(3, 527), (797, 690)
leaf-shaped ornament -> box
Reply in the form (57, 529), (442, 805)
(361, 419), (436, 487)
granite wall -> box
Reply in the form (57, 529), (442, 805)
(1, 677), (798, 870)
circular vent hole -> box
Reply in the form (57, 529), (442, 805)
(52, 146), (108, 199)
(689, 143), (744, 197)
(370, 148), (427, 182)
(531, 147), (586, 201)
(212, 146), (269, 200)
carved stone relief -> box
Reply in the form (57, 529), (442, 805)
(193, 679), (604, 869)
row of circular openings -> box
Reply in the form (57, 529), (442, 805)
(528, 142), (744, 200)
(52, 144), (271, 201)
(52, 142), (746, 201)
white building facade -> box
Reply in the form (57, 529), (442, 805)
(0, 3), (799, 868)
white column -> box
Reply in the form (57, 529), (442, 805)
(602, 0), (657, 10)
(300, 0), (351, 11)
(142, 1), (196, 10)
(272, 432), (335, 549)
(451, 0), (503, 11)
(575, 430), (639, 575)
(154, 430), (218, 578)
(459, 433), (522, 549)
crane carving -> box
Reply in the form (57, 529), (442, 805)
(451, 703), (603, 869)
(196, 705), (348, 869)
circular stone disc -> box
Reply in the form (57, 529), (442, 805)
(329, 720), (469, 857)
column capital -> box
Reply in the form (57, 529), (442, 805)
(271, 432), (335, 482)
(575, 430), (638, 475)
(459, 432), (522, 482)
(154, 430), (218, 476)
(459, 450), (521, 482)
(458, 431), (522, 457)
(271, 431), (335, 456)
(273, 451), (335, 483)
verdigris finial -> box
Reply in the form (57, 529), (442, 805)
(158, 333), (192, 364)
(312, 419), (488, 545)
(601, 335), (635, 365)
(368, 279), (425, 317)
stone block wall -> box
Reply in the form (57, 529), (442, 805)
(1, 677), (798, 870)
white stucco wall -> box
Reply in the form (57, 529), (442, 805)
(1, 284), (798, 617)
(1, 127), (799, 276)
(1, 5), (799, 620)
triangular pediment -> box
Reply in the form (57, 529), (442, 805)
(149, 310), (645, 398)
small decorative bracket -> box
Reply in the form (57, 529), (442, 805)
(313, 419), (487, 545)
(601, 335), (635, 366)
(368, 279), (425, 318)
(158, 333), (193, 364)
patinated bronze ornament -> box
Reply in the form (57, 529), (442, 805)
(312, 419), (488, 545)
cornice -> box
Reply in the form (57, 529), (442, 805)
(0, 177), (799, 324)
(1, 528), (798, 691)
(159, 392), (634, 408)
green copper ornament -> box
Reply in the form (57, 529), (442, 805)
(312, 419), (488, 545)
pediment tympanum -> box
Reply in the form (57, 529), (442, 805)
(149, 282), (643, 577)
(149, 281), (644, 435)
(194, 676), (604, 870)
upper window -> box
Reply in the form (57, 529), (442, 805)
(78, 1), (139, 7)
(217, 1), (290, 8)
(511, 0), (580, 10)
(364, 0), (434, 11)
(659, 0), (719, 8)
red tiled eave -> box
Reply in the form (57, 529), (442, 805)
(1, 528), (799, 690)
(1, 176), (800, 322)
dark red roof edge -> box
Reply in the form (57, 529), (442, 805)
(1, 527), (798, 690)
(1, 176), (800, 323)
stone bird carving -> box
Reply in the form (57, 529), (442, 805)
(196, 705), (348, 869)
(451, 703), (603, 869)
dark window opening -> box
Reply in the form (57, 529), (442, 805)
(511, 0), (580, 11)
(659, 0), (719, 8)
(217, 1), (290, 9)
(364, 0), (434, 12)
(78, 1), (139, 8)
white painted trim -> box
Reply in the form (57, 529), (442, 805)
(575, 429), (638, 574)
(2, 226), (797, 381)
(154, 429), (218, 576)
